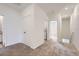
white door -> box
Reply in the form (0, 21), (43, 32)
(48, 21), (57, 41)
(22, 15), (34, 44)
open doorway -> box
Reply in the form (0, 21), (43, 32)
(0, 16), (3, 48)
(60, 16), (71, 44)
(48, 20), (57, 42)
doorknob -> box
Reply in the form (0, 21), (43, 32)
(24, 32), (26, 34)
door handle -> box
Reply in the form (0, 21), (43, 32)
(24, 32), (26, 34)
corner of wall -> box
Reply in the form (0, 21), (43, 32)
(30, 40), (45, 49)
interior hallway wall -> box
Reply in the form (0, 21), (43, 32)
(0, 16), (3, 42)
(0, 16), (3, 32)
(22, 4), (49, 49)
(0, 4), (22, 46)
(72, 5), (79, 50)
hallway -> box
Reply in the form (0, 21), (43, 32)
(0, 39), (78, 56)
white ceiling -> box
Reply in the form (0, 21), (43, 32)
(2, 3), (77, 18)
(37, 3), (73, 14)
(37, 3), (76, 18)
(3, 3), (31, 11)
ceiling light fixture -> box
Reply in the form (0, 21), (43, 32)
(65, 7), (68, 10)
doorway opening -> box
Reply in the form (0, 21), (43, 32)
(48, 20), (57, 42)
(0, 16), (4, 48)
(60, 16), (71, 44)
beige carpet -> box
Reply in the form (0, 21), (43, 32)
(0, 39), (79, 56)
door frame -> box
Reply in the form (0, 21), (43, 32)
(47, 20), (58, 41)
(0, 15), (5, 47)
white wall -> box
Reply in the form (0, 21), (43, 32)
(22, 4), (49, 49)
(34, 5), (49, 48)
(0, 4), (50, 49)
(22, 5), (35, 49)
(0, 16), (3, 32)
(0, 16), (3, 42)
(0, 4), (22, 46)
(72, 5), (79, 50)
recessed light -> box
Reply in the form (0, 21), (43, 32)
(65, 7), (68, 10)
